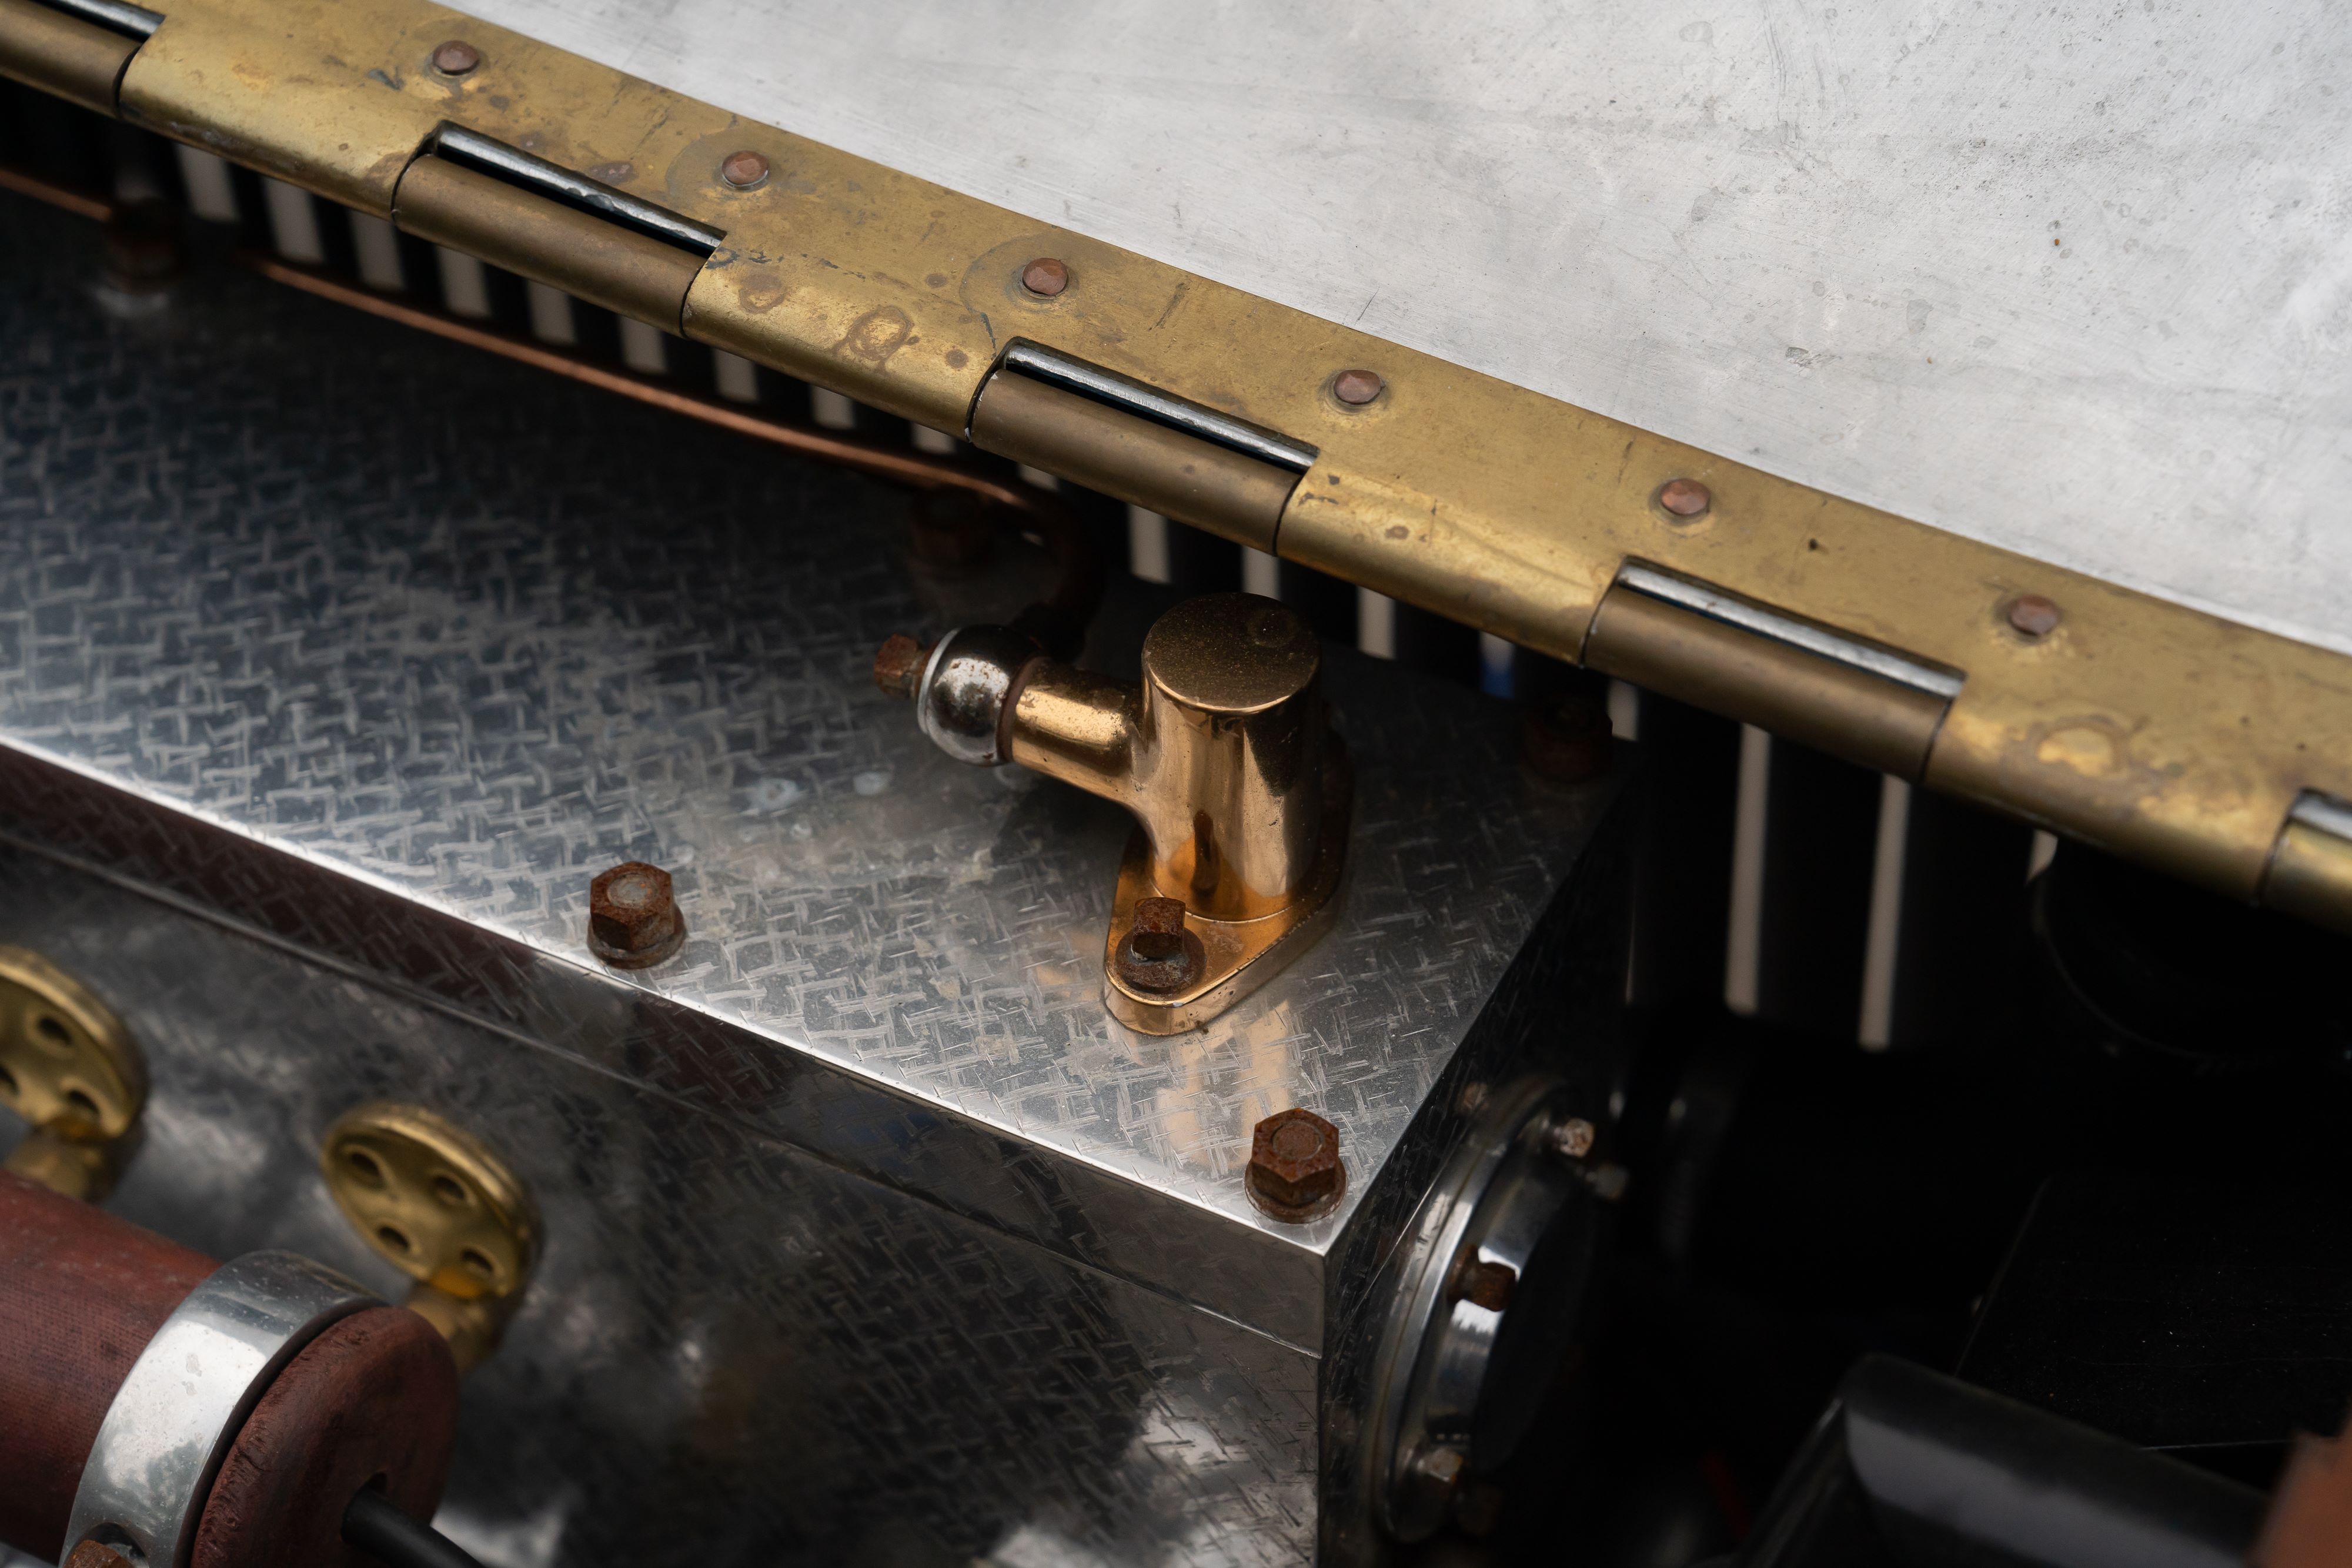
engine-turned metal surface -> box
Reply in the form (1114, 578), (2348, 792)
(0, 199), (1631, 1564)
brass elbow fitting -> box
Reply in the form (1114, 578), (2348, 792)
(881, 593), (1350, 1032)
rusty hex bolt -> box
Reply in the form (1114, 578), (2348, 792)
(874, 634), (931, 700)
(1448, 1252), (1519, 1313)
(1247, 1106), (1344, 1219)
(588, 861), (686, 969)
(429, 39), (480, 75)
(2007, 593), (2062, 638)
(1112, 896), (1204, 995)
(720, 150), (770, 189)
(1658, 477), (1712, 517)
(67, 1545), (133, 1568)
(1021, 257), (1070, 297)
(1332, 368), (1385, 406)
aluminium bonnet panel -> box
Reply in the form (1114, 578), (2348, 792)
(447, 0), (2352, 662)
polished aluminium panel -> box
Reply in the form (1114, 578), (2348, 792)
(0, 846), (1319, 1567)
(0, 205), (1619, 1356)
(451, 0), (2352, 661)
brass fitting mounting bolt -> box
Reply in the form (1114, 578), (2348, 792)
(879, 593), (1352, 1031)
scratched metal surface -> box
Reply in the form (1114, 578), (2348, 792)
(456, 0), (2352, 661)
(0, 199), (1619, 1356)
(0, 846), (1319, 1568)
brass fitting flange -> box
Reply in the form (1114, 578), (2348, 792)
(881, 592), (1351, 1032)
(0, 947), (146, 1202)
(321, 1102), (540, 1375)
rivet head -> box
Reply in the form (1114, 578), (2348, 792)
(1021, 257), (1070, 296)
(1658, 478), (1712, 517)
(2007, 593), (2062, 638)
(1332, 368), (1385, 406)
(719, 150), (770, 189)
(429, 39), (480, 75)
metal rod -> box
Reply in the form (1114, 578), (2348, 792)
(1000, 341), (1318, 475)
(2290, 789), (2352, 844)
(38, 0), (162, 39)
(433, 125), (724, 256)
(1615, 561), (1965, 700)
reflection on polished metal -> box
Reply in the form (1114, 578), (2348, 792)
(0, 946), (145, 1202)
(0, 210), (1634, 1560)
(322, 1105), (540, 1375)
(890, 593), (1352, 1031)
(62, 1252), (377, 1568)
(1369, 1088), (1610, 1544)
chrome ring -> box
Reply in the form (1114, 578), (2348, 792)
(915, 624), (1040, 767)
(63, 1251), (379, 1568)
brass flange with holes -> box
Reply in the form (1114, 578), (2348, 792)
(0, 946), (146, 1202)
(320, 1102), (540, 1375)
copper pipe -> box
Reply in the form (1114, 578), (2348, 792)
(0, 163), (112, 222)
(0, 162), (1099, 647)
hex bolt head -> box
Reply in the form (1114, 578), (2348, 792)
(1021, 257), (1070, 297)
(720, 150), (771, 189)
(429, 39), (480, 75)
(874, 634), (931, 700)
(1332, 368), (1385, 406)
(1247, 1106), (1344, 1219)
(2007, 593), (2062, 638)
(1521, 693), (1612, 785)
(1111, 896), (1204, 995)
(587, 861), (686, 969)
(67, 1544), (133, 1568)
(1658, 477), (1712, 517)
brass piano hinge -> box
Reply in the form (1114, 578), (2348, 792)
(2264, 793), (2352, 937)
(1583, 562), (1963, 780)
(967, 343), (1316, 551)
(3, 0), (2351, 936)
(393, 125), (721, 333)
(0, 0), (157, 117)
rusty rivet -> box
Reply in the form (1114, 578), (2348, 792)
(1521, 693), (1612, 785)
(1021, 257), (1070, 297)
(1112, 896), (1205, 995)
(429, 39), (480, 75)
(1658, 477), (1712, 517)
(1247, 1106), (1345, 1220)
(588, 861), (686, 969)
(720, 150), (770, 189)
(874, 634), (931, 700)
(1332, 368), (1385, 406)
(2007, 593), (2062, 638)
